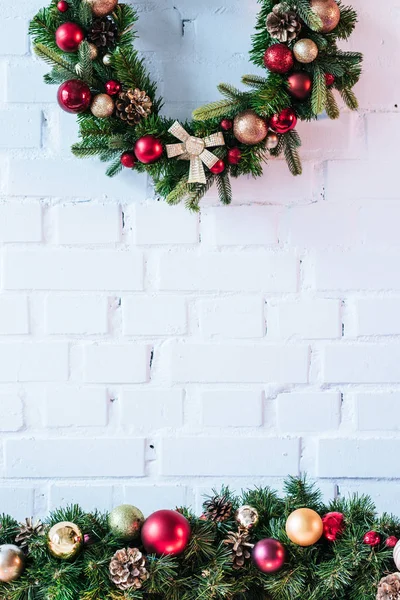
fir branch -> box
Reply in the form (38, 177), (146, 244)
(241, 74), (268, 89)
(325, 88), (340, 119)
(282, 131), (303, 177)
(311, 64), (327, 115)
(193, 98), (247, 122)
(215, 171), (232, 205)
(340, 87), (359, 110)
(165, 177), (190, 206)
(294, 0), (323, 31)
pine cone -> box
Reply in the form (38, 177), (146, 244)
(266, 3), (301, 43)
(224, 530), (253, 569)
(203, 494), (232, 523)
(115, 88), (153, 126)
(88, 17), (118, 50)
(109, 548), (149, 591)
(377, 573), (400, 600)
(15, 518), (45, 551)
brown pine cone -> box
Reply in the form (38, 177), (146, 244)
(224, 530), (253, 570)
(203, 494), (232, 523)
(377, 573), (400, 600)
(88, 17), (118, 50)
(115, 88), (153, 126)
(15, 518), (45, 551)
(109, 548), (149, 591)
(266, 3), (301, 43)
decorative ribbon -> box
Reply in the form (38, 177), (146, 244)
(166, 121), (225, 185)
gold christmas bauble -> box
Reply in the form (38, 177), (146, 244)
(0, 545), (25, 582)
(235, 505), (259, 530)
(266, 131), (279, 150)
(394, 540), (400, 570)
(48, 521), (83, 559)
(233, 110), (268, 145)
(285, 508), (323, 547)
(310, 0), (341, 33)
(91, 93), (115, 118)
(88, 43), (99, 60)
(86, 0), (118, 17)
(293, 39), (319, 64)
(109, 505), (145, 542)
(103, 53), (112, 66)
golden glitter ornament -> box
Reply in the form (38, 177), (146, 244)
(266, 131), (279, 150)
(109, 505), (145, 542)
(233, 110), (268, 145)
(235, 505), (259, 530)
(0, 545), (25, 583)
(310, 0), (341, 33)
(90, 93), (115, 118)
(86, 0), (118, 17)
(88, 42), (99, 60)
(285, 508), (323, 547)
(293, 39), (319, 64)
(48, 522), (83, 559)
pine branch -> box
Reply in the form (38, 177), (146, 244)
(193, 98), (247, 122)
(33, 42), (78, 80)
(165, 176), (190, 206)
(282, 131), (303, 176)
(215, 171), (232, 205)
(241, 74), (268, 89)
(340, 87), (359, 110)
(294, 0), (323, 31)
(325, 88), (340, 119)
(311, 64), (327, 115)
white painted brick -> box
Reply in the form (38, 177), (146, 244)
(0, 295), (29, 334)
(122, 390), (183, 429)
(0, 108), (41, 148)
(323, 344), (400, 384)
(355, 298), (400, 336)
(366, 113), (400, 156)
(45, 387), (108, 427)
(7, 62), (55, 103)
(0, 203), (42, 242)
(50, 484), (114, 511)
(202, 390), (263, 427)
(53, 204), (121, 244)
(201, 206), (278, 246)
(124, 486), (192, 517)
(132, 204), (198, 245)
(0, 343), (68, 382)
(277, 392), (341, 432)
(3, 249), (143, 291)
(5, 438), (145, 477)
(0, 487), (34, 520)
(45, 295), (108, 335)
(83, 343), (150, 383)
(326, 160), (398, 200)
(122, 296), (187, 336)
(318, 439), (400, 478)
(0, 19), (29, 55)
(162, 438), (300, 476)
(199, 296), (264, 339)
(267, 299), (341, 340)
(337, 481), (400, 515)
(0, 393), (23, 431)
(356, 393), (400, 431)
(358, 202), (400, 246)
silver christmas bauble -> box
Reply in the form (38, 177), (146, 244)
(0, 544), (25, 582)
(394, 540), (400, 570)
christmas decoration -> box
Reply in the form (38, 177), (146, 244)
(87, 0), (118, 17)
(210, 159), (225, 174)
(166, 121), (225, 184)
(264, 43), (294, 73)
(252, 538), (286, 573)
(109, 547), (149, 591)
(233, 110), (268, 145)
(322, 512), (344, 542)
(48, 521), (83, 559)
(55, 22), (84, 53)
(266, 3), (301, 43)
(0, 545), (25, 583)
(57, 79), (92, 113)
(135, 135), (163, 164)
(88, 42), (99, 60)
(227, 147), (242, 165)
(102, 53), (112, 65)
(310, 0), (341, 33)
(387, 536), (399, 549)
(270, 108), (297, 134)
(325, 73), (335, 87)
(293, 39), (319, 64)
(286, 508), (323, 547)
(363, 531), (381, 547)
(235, 505), (259, 530)
(105, 79), (121, 95)
(203, 493), (232, 522)
(116, 88), (152, 125)
(108, 505), (145, 542)
(141, 510), (191, 556)
(88, 17), (117, 50)
(224, 530), (253, 569)
(394, 540), (400, 570)
(120, 151), (136, 168)
(287, 72), (312, 100)
(220, 118), (233, 131)
(90, 93), (114, 118)
(15, 518), (45, 551)
(266, 131), (279, 150)
(57, 1), (69, 12)
(376, 573), (400, 600)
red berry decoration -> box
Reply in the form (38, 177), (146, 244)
(363, 531), (381, 547)
(210, 159), (225, 175)
(57, 0), (69, 12)
(220, 119), (233, 131)
(270, 108), (297, 134)
(325, 73), (335, 87)
(105, 80), (122, 96)
(287, 72), (313, 100)
(227, 147), (242, 165)
(55, 22), (84, 53)
(264, 43), (294, 74)
(141, 510), (191, 556)
(120, 152), (136, 168)
(134, 135), (163, 164)
(57, 79), (92, 113)
(386, 536), (398, 548)
(252, 538), (286, 574)
(322, 512), (344, 542)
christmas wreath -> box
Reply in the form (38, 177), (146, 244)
(29, 0), (362, 209)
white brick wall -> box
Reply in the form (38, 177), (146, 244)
(0, 0), (398, 517)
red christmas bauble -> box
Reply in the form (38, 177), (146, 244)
(270, 108), (297, 134)
(287, 72), (312, 100)
(220, 119), (233, 131)
(105, 80), (122, 96)
(325, 73), (335, 87)
(134, 135), (163, 164)
(386, 536), (399, 549)
(363, 531), (381, 547)
(57, 79), (92, 113)
(210, 159), (225, 174)
(264, 43), (294, 74)
(322, 512), (344, 542)
(120, 152), (136, 168)
(57, 0), (69, 12)
(55, 22), (84, 53)
(252, 538), (286, 574)
(227, 147), (242, 165)
(141, 510), (191, 556)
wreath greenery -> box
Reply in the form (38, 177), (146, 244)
(29, 0), (362, 210)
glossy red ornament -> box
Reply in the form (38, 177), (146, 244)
(264, 43), (294, 74)
(287, 72), (312, 100)
(325, 73), (335, 87)
(227, 147), (242, 165)
(55, 22), (84, 53)
(120, 152), (136, 168)
(363, 531), (381, 547)
(57, 79), (92, 113)
(386, 536), (398, 548)
(252, 538), (286, 574)
(134, 135), (163, 164)
(141, 510), (191, 556)
(270, 108), (297, 134)
(105, 80), (122, 96)
(322, 512), (344, 542)
(210, 159), (225, 175)
(57, 0), (69, 12)
(220, 119), (233, 131)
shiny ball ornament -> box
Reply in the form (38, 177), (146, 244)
(134, 135), (163, 164)
(363, 530), (381, 547)
(287, 72), (312, 100)
(220, 118), (233, 131)
(227, 147), (242, 165)
(105, 80), (122, 96)
(310, 0), (341, 33)
(103, 53), (112, 66)
(55, 22), (84, 53)
(266, 131), (279, 150)
(0, 545), (25, 583)
(48, 521), (83, 559)
(325, 73), (335, 87)
(210, 159), (225, 174)
(252, 538), (286, 573)
(293, 39), (319, 64)
(108, 505), (145, 541)
(233, 110), (268, 145)
(322, 512), (344, 542)
(235, 505), (259, 530)
(386, 536), (398, 549)
(394, 541), (400, 569)
(57, 0), (69, 12)
(264, 43), (294, 74)
(88, 43), (99, 60)
(57, 79), (92, 114)
(87, 0), (118, 17)
(121, 151), (136, 168)
(90, 93), (114, 118)
(285, 508), (323, 547)
(141, 510), (191, 557)
(270, 108), (297, 134)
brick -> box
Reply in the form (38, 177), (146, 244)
(356, 393), (400, 431)
(267, 299), (341, 340)
(358, 202), (400, 246)
(53, 203), (121, 244)
(5, 438), (145, 477)
(201, 390), (263, 427)
(7, 62), (55, 103)
(0, 343), (68, 382)
(0, 487), (34, 520)
(0, 108), (41, 148)
(297, 112), (365, 160)
(45, 387), (108, 427)
(0, 19), (29, 55)
(199, 296), (265, 339)
(367, 113), (400, 156)
(122, 296), (187, 336)
(0, 295), (29, 334)
(124, 485), (192, 517)
(0, 203), (42, 242)
(201, 206), (279, 246)
(50, 484), (114, 511)
(336, 481), (400, 515)
(0, 393), (24, 431)
(318, 439), (400, 478)
(355, 298), (400, 336)
(277, 392), (341, 432)
(323, 344), (400, 384)
(45, 295), (108, 335)
(83, 343), (150, 383)
(326, 160), (399, 200)
(132, 204), (199, 245)
(3, 249), (143, 291)
(122, 390), (183, 429)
